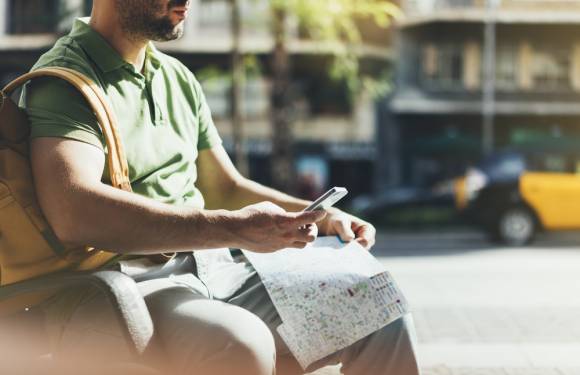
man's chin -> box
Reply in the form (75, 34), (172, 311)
(153, 25), (185, 42)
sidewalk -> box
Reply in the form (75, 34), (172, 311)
(384, 234), (580, 375)
(310, 231), (580, 375)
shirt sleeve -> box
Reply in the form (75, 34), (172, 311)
(22, 76), (105, 151)
(191, 77), (222, 151)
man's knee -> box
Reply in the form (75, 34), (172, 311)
(174, 304), (276, 375)
(214, 306), (276, 374)
(372, 314), (417, 349)
(391, 314), (416, 340)
(335, 314), (420, 375)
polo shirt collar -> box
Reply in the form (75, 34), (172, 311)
(71, 18), (127, 73)
(71, 17), (161, 75)
(146, 43), (162, 72)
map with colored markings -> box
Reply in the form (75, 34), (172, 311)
(242, 237), (409, 369)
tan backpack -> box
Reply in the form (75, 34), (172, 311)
(0, 67), (131, 314)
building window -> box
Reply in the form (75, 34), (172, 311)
(435, 0), (476, 9)
(421, 43), (464, 90)
(8, 0), (59, 34)
(532, 47), (571, 90)
(495, 46), (518, 91)
(199, 74), (271, 120)
(198, 0), (231, 32)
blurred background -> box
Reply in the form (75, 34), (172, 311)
(2, 0), (580, 374)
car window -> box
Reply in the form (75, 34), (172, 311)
(527, 154), (574, 173)
(545, 155), (567, 172)
(481, 153), (525, 180)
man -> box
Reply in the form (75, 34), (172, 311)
(23, 0), (421, 374)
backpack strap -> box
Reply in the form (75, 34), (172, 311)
(2, 67), (132, 192)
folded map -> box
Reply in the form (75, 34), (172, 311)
(242, 236), (409, 369)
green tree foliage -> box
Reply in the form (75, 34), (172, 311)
(271, 0), (402, 97)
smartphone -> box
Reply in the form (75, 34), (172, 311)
(303, 187), (348, 212)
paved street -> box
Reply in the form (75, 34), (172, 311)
(312, 230), (580, 375)
(381, 230), (580, 375)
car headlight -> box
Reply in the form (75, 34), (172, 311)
(465, 167), (488, 201)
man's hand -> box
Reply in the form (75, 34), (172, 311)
(318, 208), (376, 250)
(232, 202), (327, 253)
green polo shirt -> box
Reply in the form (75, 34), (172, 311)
(21, 18), (221, 208)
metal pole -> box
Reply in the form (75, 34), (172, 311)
(0, 0), (8, 35)
(482, 0), (499, 156)
(230, 0), (249, 176)
(271, 7), (295, 193)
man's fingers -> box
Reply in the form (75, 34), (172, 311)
(293, 223), (318, 243)
(290, 241), (308, 249)
(355, 237), (369, 249)
(333, 219), (355, 243)
(289, 210), (327, 227)
(354, 224), (376, 250)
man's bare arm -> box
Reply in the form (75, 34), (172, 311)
(197, 146), (376, 249)
(197, 145), (310, 212)
(30, 138), (325, 254)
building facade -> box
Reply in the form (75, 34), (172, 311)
(382, 0), (580, 189)
(0, 0), (393, 201)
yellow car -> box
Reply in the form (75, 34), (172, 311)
(455, 151), (580, 245)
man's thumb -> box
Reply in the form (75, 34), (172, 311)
(293, 210), (327, 225)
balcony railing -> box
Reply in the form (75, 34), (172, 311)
(401, 0), (580, 23)
(403, 0), (481, 17)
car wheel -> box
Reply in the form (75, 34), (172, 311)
(496, 206), (536, 246)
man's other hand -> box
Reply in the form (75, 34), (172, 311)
(233, 202), (326, 253)
(319, 208), (376, 250)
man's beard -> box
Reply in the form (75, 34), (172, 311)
(115, 0), (187, 42)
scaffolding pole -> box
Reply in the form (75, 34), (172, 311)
(482, 0), (499, 156)
(230, 0), (249, 176)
